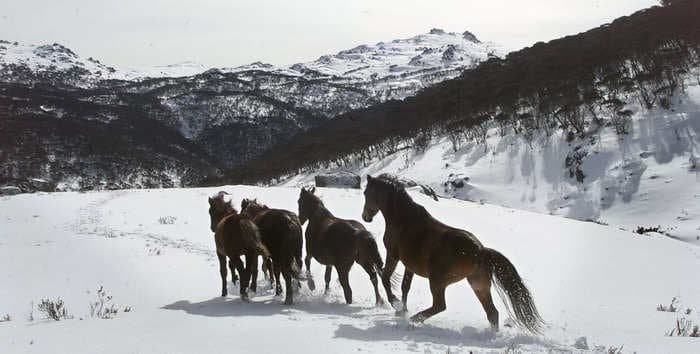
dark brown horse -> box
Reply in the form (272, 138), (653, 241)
(208, 192), (271, 301)
(361, 174), (543, 333)
(241, 198), (304, 305)
(298, 187), (384, 305)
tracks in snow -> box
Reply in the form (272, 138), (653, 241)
(71, 191), (214, 261)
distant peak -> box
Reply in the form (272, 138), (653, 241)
(429, 28), (446, 35)
(34, 43), (78, 59)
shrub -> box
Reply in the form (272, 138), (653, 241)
(89, 286), (130, 319)
(657, 297), (679, 312)
(666, 318), (700, 337)
(37, 298), (72, 321)
(0, 314), (10, 322)
(158, 216), (177, 225)
(90, 286), (118, 319)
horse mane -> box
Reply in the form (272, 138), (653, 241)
(301, 187), (329, 217)
(241, 198), (268, 211)
(211, 191), (236, 214)
(374, 173), (428, 219)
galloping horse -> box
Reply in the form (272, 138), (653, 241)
(208, 192), (271, 301)
(241, 198), (304, 305)
(298, 187), (384, 305)
(361, 174), (543, 333)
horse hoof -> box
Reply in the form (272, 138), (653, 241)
(284, 298), (293, 306)
(394, 309), (408, 317)
(389, 299), (403, 312)
(307, 279), (316, 291)
(409, 315), (425, 323)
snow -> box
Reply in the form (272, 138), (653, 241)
(1, 186), (699, 353)
(285, 78), (700, 246)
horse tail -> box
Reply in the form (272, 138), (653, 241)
(357, 230), (384, 275)
(286, 213), (305, 281)
(480, 247), (544, 334)
(239, 218), (271, 258)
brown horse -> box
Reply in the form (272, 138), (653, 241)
(241, 198), (304, 305)
(361, 174), (543, 334)
(208, 192), (271, 301)
(298, 187), (384, 305)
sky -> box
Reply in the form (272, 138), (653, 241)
(0, 0), (659, 69)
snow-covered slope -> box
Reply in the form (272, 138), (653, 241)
(1, 186), (698, 353)
(283, 78), (700, 245)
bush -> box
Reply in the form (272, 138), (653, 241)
(37, 298), (72, 321)
(89, 286), (130, 319)
(657, 297), (679, 312)
(0, 314), (10, 322)
(666, 318), (700, 337)
(158, 216), (177, 225)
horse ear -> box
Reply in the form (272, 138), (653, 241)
(366, 174), (373, 182)
(309, 187), (316, 194)
(208, 197), (214, 205)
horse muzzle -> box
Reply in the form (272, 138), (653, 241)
(362, 209), (375, 223)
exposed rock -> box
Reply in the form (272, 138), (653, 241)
(462, 31), (481, 43)
(0, 186), (22, 196)
(29, 178), (53, 192)
(315, 172), (361, 189)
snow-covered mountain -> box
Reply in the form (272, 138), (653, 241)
(0, 30), (502, 191)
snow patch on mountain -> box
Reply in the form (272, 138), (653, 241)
(222, 28), (503, 86)
(283, 80), (700, 245)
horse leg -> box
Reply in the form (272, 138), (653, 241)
(305, 254), (316, 291)
(295, 257), (303, 291)
(336, 265), (353, 304)
(274, 263), (283, 296)
(381, 255), (400, 309)
(232, 257), (249, 301)
(228, 258), (239, 286)
(218, 253), (228, 297)
(246, 254), (259, 294)
(409, 278), (447, 323)
(358, 261), (383, 306)
(263, 257), (272, 282)
(398, 271), (414, 314)
(283, 267), (294, 305)
(323, 265), (333, 295)
(468, 271), (499, 331)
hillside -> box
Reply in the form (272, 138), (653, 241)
(222, 1), (700, 184)
(1, 186), (699, 353)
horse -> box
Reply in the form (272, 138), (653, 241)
(297, 187), (384, 305)
(241, 198), (304, 305)
(361, 174), (544, 334)
(208, 191), (271, 301)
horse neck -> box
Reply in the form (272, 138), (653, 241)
(309, 200), (332, 225)
(381, 190), (425, 225)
